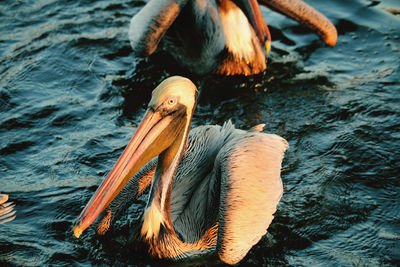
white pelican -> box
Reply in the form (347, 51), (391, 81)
(0, 194), (16, 224)
(74, 76), (288, 264)
(129, 0), (337, 75)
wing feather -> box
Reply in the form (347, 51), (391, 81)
(129, 0), (188, 56)
(217, 132), (288, 264)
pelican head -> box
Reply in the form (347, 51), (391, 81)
(74, 76), (197, 238)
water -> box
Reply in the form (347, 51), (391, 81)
(0, 0), (399, 266)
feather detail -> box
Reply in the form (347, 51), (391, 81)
(141, 204), (165, 240)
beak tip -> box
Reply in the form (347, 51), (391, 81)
(326, 36), (337, 47)
(265, 40), (271, 54)
(74, 226), (83, 239)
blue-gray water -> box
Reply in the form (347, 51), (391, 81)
(0, 0), (399, 266)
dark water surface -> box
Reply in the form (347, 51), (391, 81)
(1, 0), (399, 266)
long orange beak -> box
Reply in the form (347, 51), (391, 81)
(73, 109), (174, 238)
(237, 0), (272, 53)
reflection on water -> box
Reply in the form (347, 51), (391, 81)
(0, 0), (399, 266)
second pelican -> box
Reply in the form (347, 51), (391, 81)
(129, 0), (337, 75)
(73, 76), (288, 264)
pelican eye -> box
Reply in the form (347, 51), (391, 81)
(167, 97), (177, 106)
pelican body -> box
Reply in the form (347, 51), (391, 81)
(74, 76), (288, 264)
(129, 0), (337, 76)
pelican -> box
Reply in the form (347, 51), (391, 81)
(74, 76), (288, 264)
(0, 194), (16, 224)
(129, 0), (337, 76)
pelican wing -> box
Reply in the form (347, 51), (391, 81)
(0, 194), (16, 225)
(129, 0), (189, 56)
(216, 132), (288, 265)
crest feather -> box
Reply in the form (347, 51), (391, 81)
(149, 76), (197, 109)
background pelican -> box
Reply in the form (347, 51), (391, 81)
(74, 76), (288, 264)
(0, 194), (16, 225)
(129, 0), (337, 75)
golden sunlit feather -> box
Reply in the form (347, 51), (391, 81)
(141, 204), (165, 240)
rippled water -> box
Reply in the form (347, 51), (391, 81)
(1, 0), (399, 266)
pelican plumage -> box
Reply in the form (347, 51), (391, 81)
(74, 76), (288, 264)
(129, 0), (337, 76)
(0, 194), (16, 224)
